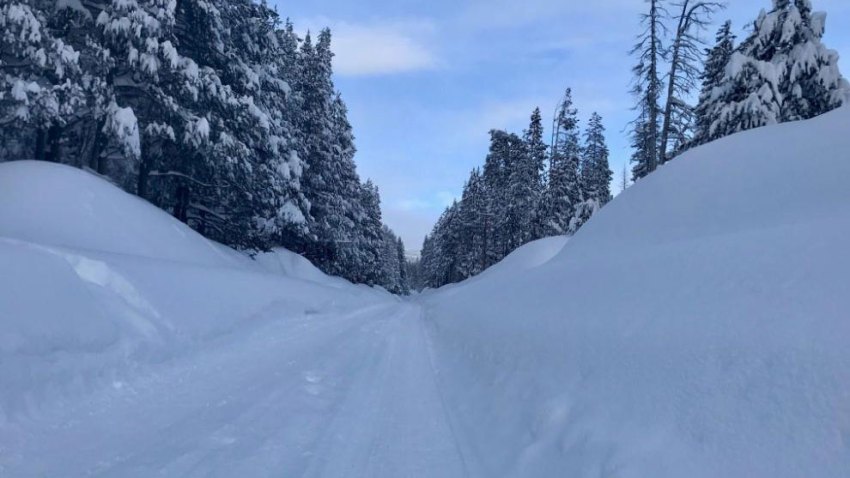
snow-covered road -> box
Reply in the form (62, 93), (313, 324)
(1, 301), (468, 478)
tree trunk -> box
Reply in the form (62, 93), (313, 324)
(175, 185), (190, 223)
(45, 124), (62, 163)
(647, 0), (660, 174)
(34, 128), (46, 161)
(89, 118), (107, 174)
(137, 151), (150, 199)
(660, 1), (690, 166)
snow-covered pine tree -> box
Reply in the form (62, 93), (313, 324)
(1, 2), (398, 286)
(699, 0), (848, 143)
(692, 20), (736, 146)
(630, 112), (655, 181)
(355, 180), (386, 287)
(395, 236), (410, 294)
(482, 130), (511, 263)
(405, 256), (424, 292)
(630, 0), (667, 179)
(374, 226), (409, 295)
(771, 0), (849, 121)
(708, 51), (782, 138)
(419, 234), (437, 288)
(422, 202), (464, 288)
(522, 108), (548, 243)
(570, 113), (612, 235)
(580, 112), (613, 208)
(0, 2), (88, 162)
(501, 128), (535, 254)
(222, 2), (309, 251)
(457, 168), (488, 278)
(295, 30), (369, 279)
(540, 89), (583, 236)
(379, 226), (401, 293)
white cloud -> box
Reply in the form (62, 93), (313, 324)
(301, 18), (438, 76)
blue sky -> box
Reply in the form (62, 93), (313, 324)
(272, 0), (850, 253)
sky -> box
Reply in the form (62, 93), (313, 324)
(272, 0), (850, 254)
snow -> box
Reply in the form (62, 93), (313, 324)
(186, 116), (210, 145)
(10, 79), (40, 102)
(0, 161), (230, 266)
(0, 160), (392, 422)
(55, 0), (92, 19)
(105, 102), (141, 158)
(419, 106), (850, 477)
(2, 107), (850, 476)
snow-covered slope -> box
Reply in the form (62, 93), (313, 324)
(3, 107), (850, 477)
(421, 106), (850, 478)
(0, 162), (391, 418)
(0, 161), (244, 267)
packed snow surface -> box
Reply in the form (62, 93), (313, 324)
(2, 107), (850, 477)
(420, 106), (850, 477)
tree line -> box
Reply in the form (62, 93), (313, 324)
(417, 0), (848, 291)
(0, 1), (409, 294)
(630, 0), (848, 180)
(416, 92), (612, 289)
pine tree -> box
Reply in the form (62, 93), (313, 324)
(659, 1), (724, 164)
(458, 168), (488, 277)
(692, 20), (736, 146)
(500, 129), (533, 254)
(379, 226), (405, 294)
(773, 0), (849, 121)
(355, 180), (386, 286)
(420, 91), (609, 285)
(482, 130), (511, 262)
(395, 237), (409, 294)
(697, 0), (848, 143)
(296, 30), (368, 279)
(522, 108), (548, 242)
(630, 112), (656, 181)
(630, 0), (667, 179)
(0, 2), (88, 162)
(541, 89), (582, 236)
(0, 3), (404, 287)
(580, 112), (613, 207)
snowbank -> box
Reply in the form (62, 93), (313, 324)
(421, 107), (850, 477)
(0, 161), (240, 267)
(0, 162), (391, 417)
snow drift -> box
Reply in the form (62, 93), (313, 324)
(0, 161), (391, 417)
(421, 106), (850, 477)
(2, 106), (850, 477)
(0, 161), (240, 267)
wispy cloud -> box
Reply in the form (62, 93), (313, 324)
(300, 18), (438, 76)
(395, 191), (458, 212)
(397, 198), (432, 211)
(456, 0), (642, 30)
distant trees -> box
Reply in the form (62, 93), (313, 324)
(419, 92), (612, 289)
(0, 1), (409, 293)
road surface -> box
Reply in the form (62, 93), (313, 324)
(0, 302), (470, 477)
